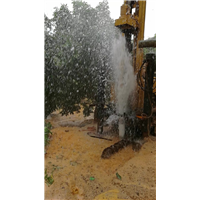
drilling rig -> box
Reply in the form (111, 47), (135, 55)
(93, 0), (156, 157)
(115, 0), (156, 138)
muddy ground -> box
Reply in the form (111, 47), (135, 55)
(45, 110), (156, 200)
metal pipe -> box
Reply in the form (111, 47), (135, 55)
(139, 39), (156, 48)
(143, 53), (156, 137)
(119, 116), (125, 139)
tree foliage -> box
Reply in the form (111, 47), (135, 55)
(45, 1), (118, 118)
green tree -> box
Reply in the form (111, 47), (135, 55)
(45, 0), (118, 118)
(45, 15), (59, 117)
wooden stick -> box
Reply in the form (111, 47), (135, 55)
(88, 135), (112, 141)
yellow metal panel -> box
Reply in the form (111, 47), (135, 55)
(115, 16), (138, 28)
(114, 2), (139, 29)
(135, 0), (146, 111)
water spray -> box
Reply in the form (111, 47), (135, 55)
(112, 34), (136, 138)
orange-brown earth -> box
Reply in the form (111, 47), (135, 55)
(45, 110), (156, 200)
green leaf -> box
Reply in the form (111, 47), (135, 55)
(116, 172), (122, 180)
(89, 177), (95, 181)
(45, 168), (54, 186)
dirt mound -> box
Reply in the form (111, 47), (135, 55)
(45, 111), (156, 199)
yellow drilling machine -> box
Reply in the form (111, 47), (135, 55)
(114, 0), (156, 137)
(94, 0), (156, 158)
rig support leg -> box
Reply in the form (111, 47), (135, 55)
(143, 53), (156, 137)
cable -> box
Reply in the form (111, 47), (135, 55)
(137, 60), (156, 92)
(136, 59), (146, 90)
(136, 60), (156, 119)
(142, 92), (153, 119)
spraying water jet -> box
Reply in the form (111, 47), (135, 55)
(112, 34), (136, 138)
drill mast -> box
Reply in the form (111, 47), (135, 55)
(115, 0), (146, 113)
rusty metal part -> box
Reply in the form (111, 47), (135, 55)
(139, 39), (156, 48)
(136, 115), (148, 120)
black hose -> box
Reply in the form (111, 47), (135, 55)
(137, 60), (156, 92)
